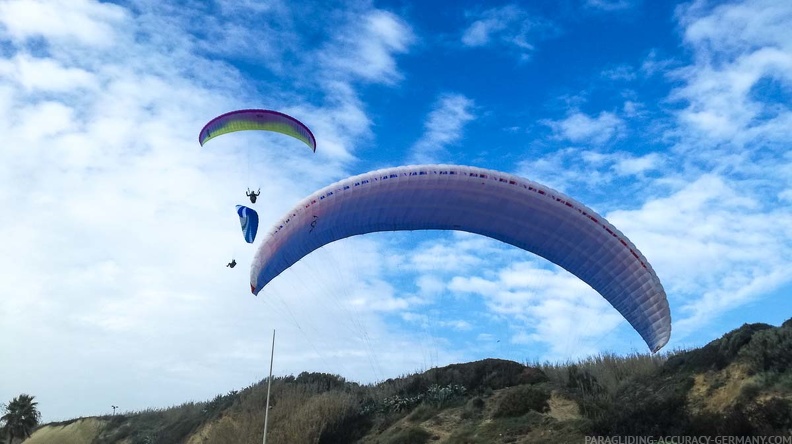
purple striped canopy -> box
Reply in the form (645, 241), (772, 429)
(250, 164), (671, 353)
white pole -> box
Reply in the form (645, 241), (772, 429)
(263, 329), (275, 444)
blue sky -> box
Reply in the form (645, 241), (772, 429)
(1, 0), (791, 422)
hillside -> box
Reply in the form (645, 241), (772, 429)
(23, 318), (792, 443)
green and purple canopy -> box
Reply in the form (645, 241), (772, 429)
(199, 109), (316, 151)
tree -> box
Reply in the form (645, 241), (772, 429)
(1, 394), (41, 442)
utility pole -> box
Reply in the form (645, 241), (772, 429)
(262, 329), (275, 444)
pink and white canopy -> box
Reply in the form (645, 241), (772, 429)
(250, 165), (671, 352)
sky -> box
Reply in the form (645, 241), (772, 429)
(1, 0), (791, 422)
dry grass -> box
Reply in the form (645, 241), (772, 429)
(688, 364), (754, 414)
(24, 418), (105, 444)
(546, 391), (580, 422)
(536, 351), (672, 396)
(192, 378), (363, 444)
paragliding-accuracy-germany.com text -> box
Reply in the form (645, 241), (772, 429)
(584, 436), (792, 444)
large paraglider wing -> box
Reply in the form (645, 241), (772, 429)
(249, 165), (671, 353)
(199, 109), (316, 151)
(236, 205), (259, 244)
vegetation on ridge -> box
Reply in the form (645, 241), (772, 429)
(18, 318), (792, 444)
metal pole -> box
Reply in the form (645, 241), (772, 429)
(263, 329), (275, 444)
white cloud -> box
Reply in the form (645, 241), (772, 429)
(622, 100), (643, 117)
(544, 111), (625, 145)
(613, 152), (662, 176)
(516, 148), (664, 194)
(408, 93), (475, 163)
(320, 10), (415, 85)
(416, 274), (446, 296)
(439, 320), (474, 331)
(0, 0), (126, 47)
(450, 261), (627, 361)
(585, 0), (638, 12)
(671, 0), (792, 148)
(0, 54), (97, 92)
(640, 49), (677, 77)
(601, 64), (637, 81)
(461, 5), (556, 60)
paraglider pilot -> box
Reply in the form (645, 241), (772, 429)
(246, 188), (261, 204)
(226, 259), (237, 268)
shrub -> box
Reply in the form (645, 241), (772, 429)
(751, 370), (792, 391)
(665, 323), (773, 373)
(294, 372), (349, 393)
(587, 375), (692, 436)
(737, 325), (792, 374)
(422, 359), (527, 392)
(425, 384), (466, 408)
(381, 394), (422, 413)
(492, 385), (550, 418)
(461, 397), (485, 420)
(520, 367), (549, 385)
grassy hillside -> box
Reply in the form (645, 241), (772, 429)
(25, 318), (792, 443)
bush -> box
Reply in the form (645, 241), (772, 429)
(425, 384), (466, 408)
(686, 407), (753, 436)
(422, 359), (528, 393)
(686, 396), (792, 436)
(743, 397), (792, 435)
(737, 325), (792, 374)
(520, 367), (549, 385)
(665, 323), (773, 373)
(461, 397), (485, 420)
(587, 375), (692, 436)
(751, 370), (792, 391)
(381, 394), (422, 413)
(294, 372), (349, 393)
(492, 385), (550, 418)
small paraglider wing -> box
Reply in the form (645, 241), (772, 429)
(236, 205), (259, 244)
(249, 165), (671, 353)
(199, 109), (316, 151)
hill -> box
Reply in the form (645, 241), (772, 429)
(23, 318), (792, 443)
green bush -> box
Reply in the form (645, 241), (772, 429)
(425, 384), (466, 408)
(461, 397), (485, 420)
(686, 408), (753, 436)
(751, 370), (792, 391)
(586, 375), (692, 436)
(737, 324), (792, 374)
(422, 359), (528, 392)
(492, 385), (550, 418)
(744, 397), (792, 435)
(519, 367), (549, 385)
(294, 372), (349, 393)
(665, 323), (773, 373)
